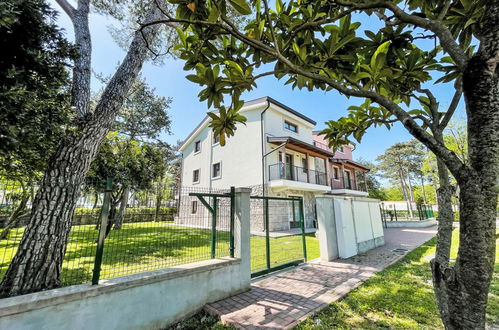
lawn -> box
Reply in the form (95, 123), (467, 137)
(296, 229), (499, 329)
(0, 222), (319, 286)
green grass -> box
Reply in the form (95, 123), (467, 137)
(296, 229), (499, 329)
(0, 223), (319, 286)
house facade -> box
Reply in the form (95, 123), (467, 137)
(177, 97), (369, 232)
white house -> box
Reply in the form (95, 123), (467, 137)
(177, 97), (369, 231)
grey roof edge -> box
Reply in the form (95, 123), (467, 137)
(267, 136), (336, 157)
(246, 96), (316, 125)
(180, 97), (316, 151)
(330, 158), (370, 171)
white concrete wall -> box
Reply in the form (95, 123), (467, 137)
(316, 195), (385, 260)
(180, 102), (317, 191)
(0, 259), (246, 330)
(263, 106), (314, 143)
(181, 108), (264, 189)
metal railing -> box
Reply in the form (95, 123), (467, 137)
(380, 203), (434, 223)
(268, 163), (328, 186)
(312, 140), (331, 152)
(0, 179), (233, 289)
(331, 174), (368, 192)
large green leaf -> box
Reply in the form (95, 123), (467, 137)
(228, 0), (251, 15)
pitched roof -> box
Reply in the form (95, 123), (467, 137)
(179, 97), (316, 151)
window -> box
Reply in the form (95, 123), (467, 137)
(193, 169), (200, 183)
(212, 162), (221, 178)
(194, 140), (201, 153)
(213, 134), (220, 145)
(191, 200), (198, 214)
(333, 167), (340, 180)
(338, 146), (344, 153)
(301, 158), (308, 173)
(284, 120), (298, 133)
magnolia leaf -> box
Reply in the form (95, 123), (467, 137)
(187, 2), (196, 13)
(228, 0), (252, 15)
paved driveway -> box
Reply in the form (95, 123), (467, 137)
(206, 226), (438, 329)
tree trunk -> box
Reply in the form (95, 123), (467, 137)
(430, 157), (455, 326)
(113, 186), (129, 230)
(432, 2), (498, 326)
(0, 4), (164, 297)
(420, 174), (427, 204)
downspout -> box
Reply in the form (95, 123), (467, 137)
(261, 100), (271, 197)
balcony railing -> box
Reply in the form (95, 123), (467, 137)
(268, 163), (328, 186)
(312, 140), (332, 152)
(331, 174), (368, 192)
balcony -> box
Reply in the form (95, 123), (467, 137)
(268, 163), (330, 192)
(330, 174), (368, 196)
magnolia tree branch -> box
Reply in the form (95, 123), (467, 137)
(333, 0), (469, 71)
(440, 88), (463, 129)
(147, 7), (467, 180)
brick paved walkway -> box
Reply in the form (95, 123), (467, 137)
(205, 227), (438, 329)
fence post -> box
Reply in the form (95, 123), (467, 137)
(299, 198), (307, 261)
(230, 186), (235, 258)
(234, 187), (251, 287)
(211, 196), (217, 259)
(264, 198), (271, 270)
(92, 177), (113, 285)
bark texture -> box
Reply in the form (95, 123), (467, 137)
(431, 1), (499, 327)
(0, 3), (164, 297)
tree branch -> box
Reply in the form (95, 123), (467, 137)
(440, 87), (463, 129)
(55, 0), (76, 20)
(148, 10), (468, 181)
(333, 0), (468, 71)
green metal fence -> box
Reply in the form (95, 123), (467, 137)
(379, 203), (434, 224)
(0, 178), (234, 287)
(249, 195), (307, 278)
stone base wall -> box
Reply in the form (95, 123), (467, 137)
(175, 185), (319, 233)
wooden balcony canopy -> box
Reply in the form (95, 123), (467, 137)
(330, 158), (370, 172)
(267, 136), (335, 158)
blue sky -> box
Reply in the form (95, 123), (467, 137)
(49, 2), (465, 163)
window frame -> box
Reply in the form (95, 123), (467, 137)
(212, 162), (222, 179)
(194, 140), (201, 154)
(333, 166), (340, 180)
(284, 120), (298, 133)
(192, 169), (200, 184)
(212, 134), (220, 145)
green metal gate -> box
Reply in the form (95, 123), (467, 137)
(250, 196), (307, 278)
(188, 187), (235, 259)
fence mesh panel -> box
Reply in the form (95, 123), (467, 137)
(0, 179), (232, 287)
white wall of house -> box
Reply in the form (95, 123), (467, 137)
(181, 105), (265, 189)
(180, 100), (318, 190)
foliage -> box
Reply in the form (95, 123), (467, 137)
(0, 0), (74, 179)
(413, 185), (437, 204)
(87, 132), (168, 191)
(162, 0), (485, 160)
(422, 120), (468, 186)
(93, 74), (173, 141)
(380, 186), (404, 201)
(355, 158), (385, 200)
(375, 140), (426, 203)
